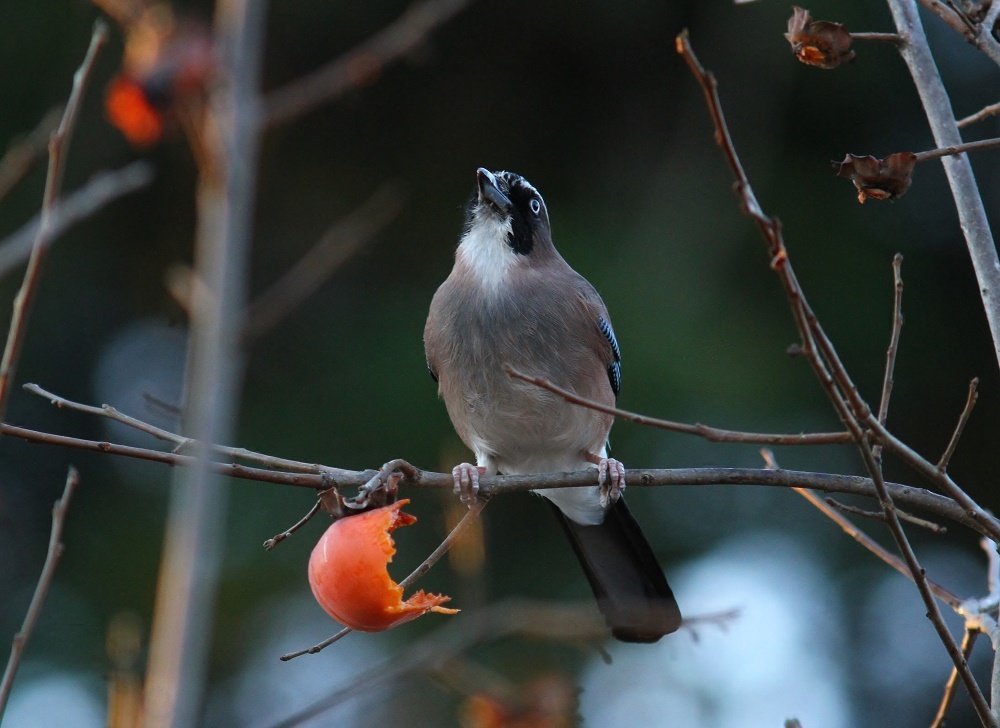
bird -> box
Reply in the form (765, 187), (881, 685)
(424, 167), (682, 642)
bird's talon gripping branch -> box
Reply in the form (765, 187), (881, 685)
(345, 459), (418, 511)
(452, 463), (485, 506)
(599, 457), (626, 508)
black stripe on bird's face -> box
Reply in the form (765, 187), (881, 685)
(465, 170), (550, 256)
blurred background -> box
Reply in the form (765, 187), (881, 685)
(1, 1), (1000, 726)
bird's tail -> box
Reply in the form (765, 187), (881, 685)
(548, 497), (681, 642)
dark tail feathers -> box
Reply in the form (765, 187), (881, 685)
(548, 497), (681, 642)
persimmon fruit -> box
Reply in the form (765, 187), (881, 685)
(308, 499), (458, 632)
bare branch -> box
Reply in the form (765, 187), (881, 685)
(0, 162), (155, 281)
(932, 628), (979, 728)
(0, 107), (63, 205)
(796, 487), (960, 607)
(264, 0), (474, 128)
(0, 467), (80, 719)
(914, 137), (1000, 163)
(504, 366), (852, 446)
(242, 183), (405, 342)
(850, 32), (904, 44)
(263, 499), (323, 551)
(0, 20), (109, 423)
(889, 0), (1000, 375)
(677, 32), (995, 724)
(22, 382), (347, 476)
(958, 101), (1000, 129)
(1, 417), (991, 535)
(270, 600), (609, 728)
(873, 253), (904, 462)
(937, 378), (979, 472)
(762, 448), (956, 604)
(142, 2), (268, 726)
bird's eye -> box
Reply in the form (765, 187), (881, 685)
(529, 198), (541, 215)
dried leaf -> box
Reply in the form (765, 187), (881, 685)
(834, 152), (917, 203)
(785, 6), (856, 69)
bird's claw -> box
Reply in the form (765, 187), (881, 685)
(452, 463), (486, 507)
(597, 457), (626, 508)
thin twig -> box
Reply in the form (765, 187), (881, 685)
(937, 378), (979, 472)
(825, 496), (946, 534)
(242, 183), (405, 342)
(931, 628), (979, 728)
(914, 136), (1000, 163)
(850, 32), (904, 44)
(504, 366), (852, 446)
(0, 162), (155, 281)
(264, 499), (323, 550)
(917, 0), (976, 37)
(399, 497), (488, 591)
(23, 382), (343, 475)
(798, 486), (959, 606)
(270, 599), (609, 728)
(264, 0), (474, 128)
(281, 497), (490, 661)
(958, 101), (1000, 129)
(873, 254), (904, 462)
(0, 20), (108, 424)
(677, 33), (995, 724)
(0, 107), (63, 205)
(762, 449), (958, 606)
(0, 467), (80, 719)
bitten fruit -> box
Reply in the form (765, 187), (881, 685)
(308, 500), (458, 632)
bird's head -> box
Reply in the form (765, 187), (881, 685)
(463, 168), (552, 257)
(457, 169), (555, 291)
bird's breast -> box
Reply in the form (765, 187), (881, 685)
(429, 276), (614, 474)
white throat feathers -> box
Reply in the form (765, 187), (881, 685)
(457, 209), (517, 295)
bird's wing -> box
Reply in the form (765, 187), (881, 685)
(574, 278), (622, 399)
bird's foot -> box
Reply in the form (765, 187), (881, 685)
(587, 453), (626, 508)
(452, 463), (487, 506)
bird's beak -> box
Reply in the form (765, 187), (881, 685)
(477, 168), (512, 213)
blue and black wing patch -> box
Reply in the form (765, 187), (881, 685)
(427, 362), (438, 383)
(598, 315), (621, 397)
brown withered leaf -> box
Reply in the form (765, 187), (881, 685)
(834, 152), (917, 204)
(785, 6), (856, 69)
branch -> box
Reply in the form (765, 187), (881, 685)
(504, 366), (852, 446)
(0, 162), (155, 281)
(280, 497), (489, 661)
(873, 254), (904, 462)
(932, 628), (980, 728)
(889, 0), (1000, 375)
(937, 377), (979, 472)
(762, 447), (958, 606)
(914, 137), (1000, 163)
(0, 20), (108, 424)
(0, 467), (79, 719)
(242, 183), (405, 342)
(269, 600), (610, 728)
(0, 106), (62, 205)
(263, 0), (474, 128)
(22, 382), (345, 476)
(958, 101), (1000, 129)
(1, 417), (991, 535)
(796, 487), (959, 607)
(677, 31), (996, 725)
(141, 2), (268, 726)
(850, 32), (904, 44)
(916, 0), (1000, 67)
